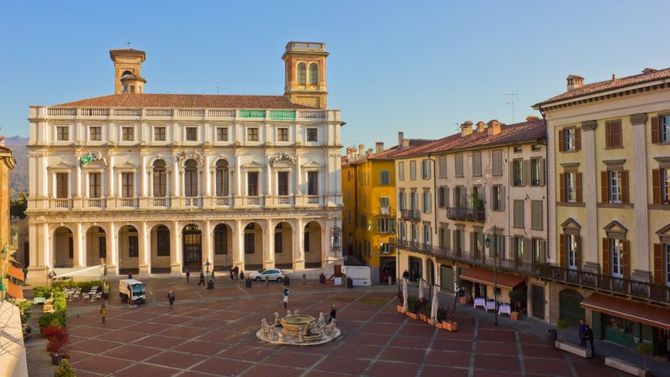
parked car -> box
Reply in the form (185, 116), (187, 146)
(249, 268), (285, 282)
(118, 279), (146, 304)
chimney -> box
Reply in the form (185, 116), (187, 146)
(398, 132), (404, 147)
(475, 121), (488, 133)
(611, 74), (616, 81)
(487, 119), (503, 136)
(358, 144), (364, 156)
(526, 115), (540, 122)
(375, 142), (384, 153)
(566, 74), (584, 91)
(460, 121), (473, 137)
(401, 138), (410, 148)
(642, 68), (657, 74)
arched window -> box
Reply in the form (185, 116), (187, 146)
(184, 159), (198, 197)
(309, 63), (319, 85)
(152, 160), (167, 197)
(215, 159), (229, 197)
(297, 63), (306, 85)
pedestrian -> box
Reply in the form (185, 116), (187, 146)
(100, 302), (107, 324)
(584, 325), (594, 357)
(402, 269), (409, 280)
(229, 266), (234, 280)
(234, 266), (239, 280)
(185, 268), (190, 284)
(578, 319), (586, 347)
(167, 290), (175, 307)
(240, 270), (245, 281)
(128, 272), (133, 279)
(283, 288), (290, 308)
(211, 270), (215, 281)
(198, 271), (205, 286)
(329, 304), (337, 324)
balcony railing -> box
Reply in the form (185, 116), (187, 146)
(152, 197), (170, 207)
(87, 198), (105, 208)
(51, 198), (71, 209)
(184, 197), (201, 207)
(400, 209), (421, 221)
(306, 195), (320, 205)
(246, 196), (263, 206)
(119, 197), (137, 208)
(277, 195), (293, 205)
(446, 207), (485, 221)
(215, 196), (231, 206)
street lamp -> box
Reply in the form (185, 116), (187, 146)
(204, 259), (211, 280)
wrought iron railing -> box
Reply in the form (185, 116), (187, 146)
(446, 207), (485, 221)
(400, 209), (421, 221)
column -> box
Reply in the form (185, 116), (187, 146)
(139, 222), (150, 275)
(171, 221), (182, 273)
(140, 154), (147, 198)
(293, 218), (305, 270)
(264, 219), (275, 269)
(581, 120), (599, 272)
(107, 154), (115, 199)
(630, 113), (651, 282)
(321, 220), (330, 269)
(266, 162), (273, 199)
(204, 220), (213, 269)
(204, 155), (212, 199)
(106, 222), (118, 275)
(172, 158), (180, 197)
(235, 155), (242, 206)
(74, 223), (85, 267)
(234, 220), (244, 268)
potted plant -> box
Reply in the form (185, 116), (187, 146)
(472, 192), (484, 210)
(406, 297), (418, 320)
(43, 324), (69, 365)
(436, 307), (448, 329)
(55, 359), (76, 377)
(444, 312), (459, 332)
(509, 290), (525, 320)
(556, 319), (568, 342)
(396, 289), (404, 313)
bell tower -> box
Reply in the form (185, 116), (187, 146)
(109, 48), (147, 94)
(282, 42), (329, 109)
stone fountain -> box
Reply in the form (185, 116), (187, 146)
(256, 310), (341, 346)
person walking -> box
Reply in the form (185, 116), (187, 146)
(234, 266), (239, 280)
(584, 325), (594, 357)
(198, 271), (206, 286)
(185, 268), (191, 284)
(100, 302), (107, 324)
(167, 290), (176, 307)
(329, 304), (337, 324)
(229, 266), (234, 280)
(239, 270), (245, 281)
(283, 288), (290, 308)
(578, 319), (586, 347)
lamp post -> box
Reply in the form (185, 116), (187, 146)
(205, 259), (210, 280)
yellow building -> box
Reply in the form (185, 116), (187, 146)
(0, 139), (22, 299)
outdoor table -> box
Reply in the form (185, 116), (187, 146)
(473, 297), (486, 309)
(498, 303), (512, 316)
(485, 300), (496, 311)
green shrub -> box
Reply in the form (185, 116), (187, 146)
(55, 359), (76, 377)
(33, 286), (51, 299)
(39, 311), (67, 331)
(52, 291), (67, 313)
(52, 280), (103, 292)
(407, 296), (418, 313)
(12, 300), (32, 324)
(437, 307), (448, 322)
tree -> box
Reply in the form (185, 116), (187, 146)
(10, 192), (27, 219)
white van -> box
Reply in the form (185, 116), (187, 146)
(118, 279), (146, 304)
(343, 266), (371, 286)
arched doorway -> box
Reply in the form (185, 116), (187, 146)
(380, 258), (396, 284)
(559, 289), (584, 327)
(243, 223), (263, 271)
(304, 222), (322, 268)
(182, 224), (202, 272)
(118, 225), (139, 274)
(408, 256), (422, 282)
(213, 223), (232, 270)
(274, 222), (293, 269)
(150, 224), (171, 273)
(85, 226), (106, 267)
(53, 227), (74, 268)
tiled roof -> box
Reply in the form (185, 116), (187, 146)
(367, 139), (435, 160)
(389, 119), (546, 159)
(535, 67), (670, 107)
(51, 94), (315, 109)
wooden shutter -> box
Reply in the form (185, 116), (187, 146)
(539, 158), (546, 185)
(523, 238), (532, 263)
(652, 169), (661, 204)
(651, 116), (660, 144)
(653, 243), (664, 284)
(601, 171), (608, 203)
(558, 129), (565, 152)
(522, 160), (530, 186)
(500, 186), (506, 211)
(605, 123), (612, 149)
(602, 238), (610, 276)
(576, 173), (583, 202)
(574, 128), (582, 151)
(621, 170), (629, 204)
(559, 234), (566, 267)
(575, 235), (582, 270)
(622, 240), (630, 279)
(614, 122), (622, 147)
(559, 173), (565, 202)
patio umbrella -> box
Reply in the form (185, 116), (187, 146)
(418, 279), (424, 302)
(402, 278), (408, 312)
(430, 285), (439, 322)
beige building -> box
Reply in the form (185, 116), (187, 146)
(26, 42), (344, 285)
(535, 68), (670, 355)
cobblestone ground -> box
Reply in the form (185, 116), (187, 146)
(28, 279), (626, 377)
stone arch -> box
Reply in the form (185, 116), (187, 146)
(304, 221), (322, 268)
(52, 226), (74, 268)
(212, 223), (233, 270)
(182, 223), (202, 272)
(274, 222), (294, 269)
(558, 288), (584, 327)
(243, 222), (263, 271)
(118, 225), (140, 273)
(150, 224), (172, 273)
(85, 226), (107, 267)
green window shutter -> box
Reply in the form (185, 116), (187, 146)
(239, 110), (266, 118)
(269, 110), (296, 121)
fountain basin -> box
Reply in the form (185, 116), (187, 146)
(280, 315), (315, 336)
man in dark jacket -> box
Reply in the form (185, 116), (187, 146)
(329, 304), (337, 324)
(584, 325), (594, 357)
(198, 271), (206, 286)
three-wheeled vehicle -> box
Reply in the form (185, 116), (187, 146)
(118, 279), (146, 304)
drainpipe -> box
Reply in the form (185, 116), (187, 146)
(428, 153), (437, 286)
(539, 109), (549, 265)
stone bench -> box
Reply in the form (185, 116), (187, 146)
(554, 340), (592, 358)
(604, 357), (648, 376)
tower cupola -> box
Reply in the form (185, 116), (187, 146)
(282, 42), (328, 109)
(110, 48), (147, 94)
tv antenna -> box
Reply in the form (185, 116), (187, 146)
(504, 93), (518, 123)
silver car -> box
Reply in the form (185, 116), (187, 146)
(250, 268), (285, 282)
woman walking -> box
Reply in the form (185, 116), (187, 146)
(100, 302), (107, 324)
(283, 288), (290, 308)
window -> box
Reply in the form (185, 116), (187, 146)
(512, 159), (523, 186)
(275, 228), (283, 253)
(244, 224), (255, 254)
(377, 218), (394, 233)
(297, 63), (306, 85)
(455, 153), (464, 177)
(422, 190), (431, 213)
(492, 149), (503, 176)
(438, 186), (447, 208)
(56, 126), (69, 141)
(665, 244), (670, 285)
(398, 191), (406, 211)
(654, 168), (670, 204)
(605, 120), (623, 148)
(438, 156), (447, 178)
(423, 224), (431, 246)
(89, 173), (101, 198)
(215, 160), (229, 196)
(359, 215), (368, 229)
(55, 173), (69, 198)
(421, 159), (431, 179)
(513, 236), (525, 264)
(513, 146), (522, 153)
(247, 127), (259, 142)
(559, 128), (580, 152)
(438, 226), (448, 249)
(122, 127), (134, 141)
(278, 127), (289, 142)
(453, 229), (463, 254)
(128, 236), (139, 258)
(411, 223), (418, 243)
(89, 126), (101, 141)
(307, 171), (318, 195)
(309, 63), (319, 85)
(247, 172), (259, 196)
(472, 151), (482, 177)
(398, 222), (406, 241)
(562, 172), (578, 202)
(566, 233), (577, 270)
(121, 172), (134, 198)
(454, 186), (465, 208)
(409, 161), (417, 180)
(156, 225), (170, 256)
(513, 200), (524, 228)
(214, 226), (227, 255)
(491, 185), (504, 211)
(216, 127), (228, 141)
(605, 170), (625, 204)
(398, 162), (405, 181)
(379, 196), (390, 209)
(380, 171), (390, 185)
(185, 127), (197, 141)
(154, 127), (166, 141)
(532, 238), (545, 264)
(531, 200), (543, 230)
(152, 160), (167, 197)
(610, 238), (624, 277)
(277, 171), (289, 196)
(307, 128), (318, 142)
(492, 233), (505, 260)
(380, 243), (393, 254)
(184, 160), (198, 197)
(530, 158), (544, 186)
(410, 191), (418, 210)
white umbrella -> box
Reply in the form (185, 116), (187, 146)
(430, 285), (439, 322)
(418, 279), (425, 302)
(402, 278), (409, 312)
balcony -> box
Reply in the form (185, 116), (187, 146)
(276, 195), (294, 206)
(87, 198), (105, 208)
(152, 197), (170, 207)
(306, 195), (320, 205)
(215, 196), (232, 206)
(446, 207), (485, 222)
(184, 197), (201, 207)
(118, 197), (137, 208)
(400, 209), (421, 221)
(246, 196), (263, 206)
(50, 198), (71, 209)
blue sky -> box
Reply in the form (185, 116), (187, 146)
(1, 0), (669, 148)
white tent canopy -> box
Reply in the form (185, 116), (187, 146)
(52, 265), (105, 280)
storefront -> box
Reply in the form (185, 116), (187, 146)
(458, 267), (527, 312)
(581, 293), (670, 356)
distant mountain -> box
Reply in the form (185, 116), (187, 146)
(4, 136), (28, 199)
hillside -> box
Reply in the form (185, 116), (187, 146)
(4, 136), (28, 199)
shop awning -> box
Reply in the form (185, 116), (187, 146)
(459, 267), (526, 290)
(581, 293), (670, 331)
